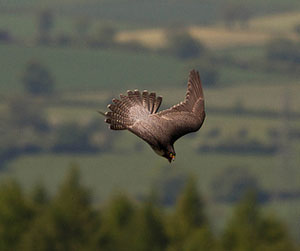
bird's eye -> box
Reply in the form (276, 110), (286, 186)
(169, 153), (173, 157)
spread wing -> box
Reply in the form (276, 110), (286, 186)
(100, 69), (205, 146)
(100, 89), (162, 130)
(100, 89), (164, 147)
(155, 69), (205, 143)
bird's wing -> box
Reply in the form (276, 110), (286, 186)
(155, 69), (205, 143)
(157, 69), (205, 116)
(101, 89), (162, 130)
(101, 89), (165, 148)
(100, 70), (205, 146)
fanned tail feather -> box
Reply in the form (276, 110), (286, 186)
(153, 96), (162, 113)
(142, 90), (149, 110)
(100, 90), (163, 130)
(149, 93), (156, 113)
(156, 69), (204, 116)
(185, 70), (204, 109)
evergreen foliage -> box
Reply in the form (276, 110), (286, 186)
(221, 191), (295, 251)
(0, 168), (297, 251)
(166, 29), (206, 60)
(131, 198), (168, 251)
(167, 177), (214, 251)
(20, 166), (97, 251)
(93, 193), (136, 251)
(37, 9), (54, 44)
(22, 61), (55, 96)
(0, 180), (34, 251)
(52, 123), (94, 153)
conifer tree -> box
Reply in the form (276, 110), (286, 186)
(132, 196), (168, 251)
(0, 180), (34, 250)
(183, 227), (216, 251)
(21, 166), (97, 251)
(222, 190), (295, 251)
(167, 177), (213, 251)
(22, 60), (54, 96)
(30, 183), (49, 208)
(93, 193), (136, 251)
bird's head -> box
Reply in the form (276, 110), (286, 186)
(163, 145), (176, 163)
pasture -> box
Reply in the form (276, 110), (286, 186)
(0, 44), (186, 94)
(4, 129), (300, 236)
(249, 11), (300, 34)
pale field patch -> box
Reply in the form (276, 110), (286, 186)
(115, 29), (167, 49)
(188, 26), (272, 48)
(249, 11), (300, 34)
(116, 26), (273, 49)
(116, 11), (300, 50)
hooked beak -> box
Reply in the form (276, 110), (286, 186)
(168, 153), (175, 163)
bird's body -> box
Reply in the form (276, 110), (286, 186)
(99, 70), (205, 162)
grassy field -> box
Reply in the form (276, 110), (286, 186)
(116, 26), (274, 50)
(1, 1), (300, 45)
(1, 42), (299, 96)
(4, 106), (300, 194)
(114, 11), (300, 50)
(0, 12), (144, 42)
(3, 133), (300, 237)
(0, 43), (187, 94)
(4, 138), (300, 198)
(3, 0), (300, 26)
(249, 11), (300, 34)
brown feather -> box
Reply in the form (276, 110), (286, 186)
(99, 70), (205, 159)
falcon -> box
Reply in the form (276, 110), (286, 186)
(99, 70), (205, 162)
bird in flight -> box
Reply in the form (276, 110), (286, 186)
(99, 70), (205, 162)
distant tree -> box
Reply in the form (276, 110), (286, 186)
(168, 177), (213, 251)
(222, 3), (252, 28)
(0, 29), (12, 43)
(93, 193), (136, 250)
(222, 191), (295, 251)
(210, 166), (268, 203)
(174, 177), (207, 229)
(98, 24), (116, 45)
(205, 127), (221, 139)
(8, 96), (49, 131)
(0, 180), (34, 250)
(22, 60), (55, 96)
(166, 29), (206, 59)
(52, 122), (95, 153)
(89, 23), (116, 48)
(183, 227), (216, 251)
(152, 168), (187, 206)
(74, 16), (91, 41)
(37, 9), (54, 44)
(21, 166), (97, 251)
(30, 183), (49, 208)
(55, 33), (72, 46)
(266, 38), (300, 65)
(190, 58), (219, 87)
(132, 197), (168, 251)
(294, 23), (300, 36)
(86, 118), (116, 152)
(237, 127), (248, 139)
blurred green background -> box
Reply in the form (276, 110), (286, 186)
(0, 0), (300, 250)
